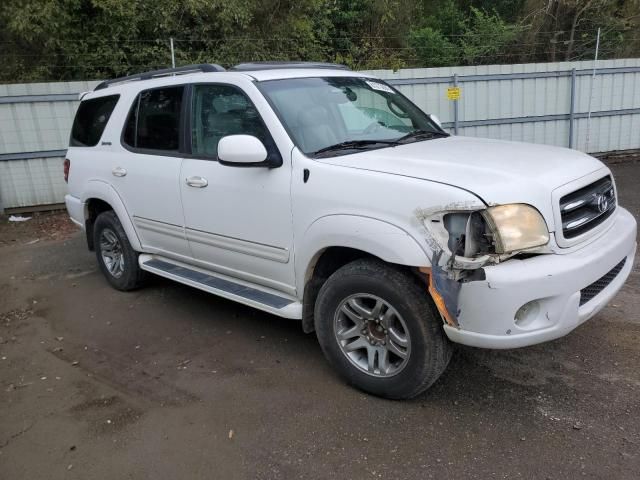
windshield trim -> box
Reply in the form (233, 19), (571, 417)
(255, 76), (448, 159)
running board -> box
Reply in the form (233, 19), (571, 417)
(139, 255), (302, 319)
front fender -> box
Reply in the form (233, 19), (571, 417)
(81, 179), (142, 251)
(296, 214), (429, 293)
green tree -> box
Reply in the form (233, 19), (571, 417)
(460, 7), (522, 64)
(0, 0), (333, 81)
(408, 27), (460, 66)
(519, 0), (640, 62)
(0, 0), (638, 82)
(409, 1), (520, 66)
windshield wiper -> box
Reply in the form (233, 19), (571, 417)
(396, 129), (449, 144)
(312, 139), (400, 156)
(312, 131), (448, 157)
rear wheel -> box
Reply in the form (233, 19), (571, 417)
(314, 258), (452, 399)
(93, 211), (146, 291)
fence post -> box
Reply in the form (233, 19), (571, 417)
(568, 68), (576, 149)
(585, 27), (601, 152)
(170, 37), (176, 69)
(453, 73), (459, 135)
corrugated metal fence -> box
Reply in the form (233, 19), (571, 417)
(1, 59), (639, 211)
(0, 80), (99, 211)
(367, 58), (640, 153)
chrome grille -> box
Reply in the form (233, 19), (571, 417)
(560, 176), (616, 239)
(579, 258), (626, 306)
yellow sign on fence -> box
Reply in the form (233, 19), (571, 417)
(447, 86), (461, 100)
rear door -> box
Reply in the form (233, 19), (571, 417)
(108, 85), (191, 259)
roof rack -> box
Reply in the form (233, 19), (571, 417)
(94, 63), (226, 91)
(230, 61), (350, 72)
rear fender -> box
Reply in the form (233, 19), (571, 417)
(81, 180), (142, 251)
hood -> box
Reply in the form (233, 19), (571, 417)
(320, 136), (607, 230)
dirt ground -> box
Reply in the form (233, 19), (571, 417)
(1, 162), (639, 479)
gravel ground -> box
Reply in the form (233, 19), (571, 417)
(0, 211), (77, 247)
(0, 161), (638, 479)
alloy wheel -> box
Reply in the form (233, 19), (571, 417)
(334, 293), (411, 377)
(99, 228), (125, 278)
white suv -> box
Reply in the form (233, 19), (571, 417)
(65, 62), (637, 399)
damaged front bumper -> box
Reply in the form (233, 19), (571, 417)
(430, 207), (637, 349)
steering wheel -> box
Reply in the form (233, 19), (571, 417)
(363, 121), (383, 134)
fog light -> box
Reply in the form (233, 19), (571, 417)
(514, 300), (540, 328)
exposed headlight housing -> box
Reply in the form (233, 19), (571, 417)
(482, 204), (549, 253)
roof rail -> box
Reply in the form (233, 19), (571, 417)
(230, 61), (350, 72)
(94, 64), (226, 91)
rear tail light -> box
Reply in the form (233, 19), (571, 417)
(63, 158), (70, 182)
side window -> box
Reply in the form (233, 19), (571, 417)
(123, 86), (184, 151)
(191, 84), (273, 157)
(70, 95), (119, 147)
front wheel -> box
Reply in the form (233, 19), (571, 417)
(314, 259), (452, 399)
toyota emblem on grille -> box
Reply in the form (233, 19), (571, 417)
(595, 189), (613, 213)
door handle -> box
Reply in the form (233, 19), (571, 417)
(112, 167), (127, 177)
(186, 176), (208, 188)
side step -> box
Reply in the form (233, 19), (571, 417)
(139, 255), (302, 319)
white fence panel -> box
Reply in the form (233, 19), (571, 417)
(0, 157), (67, 209)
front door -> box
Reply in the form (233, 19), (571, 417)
(180, 83), (295, 294)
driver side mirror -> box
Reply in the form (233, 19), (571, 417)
(217, 135), (281, 168)
(429, 114), (443, 129)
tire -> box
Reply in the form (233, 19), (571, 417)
(93, 210), (146, 291)
(314, 258), (452, 399)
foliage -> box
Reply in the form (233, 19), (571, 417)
(409, 2), (522, 66)
(409, 27), (460, 67)
(0, 0), (638, 82)
(520, 0), (640, 62)
(408, 0), (463, 66)
(459, 7), (523, 64)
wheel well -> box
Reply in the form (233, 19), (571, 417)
(85, 198), (113, 250)
(301, 247), (375, 334)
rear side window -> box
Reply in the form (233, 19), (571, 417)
(70, 95), (119, 147)
(123, 86), (184, 151)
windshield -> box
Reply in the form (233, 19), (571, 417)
(258, 77), (445, 156)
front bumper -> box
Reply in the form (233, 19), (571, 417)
(443, 207), (637, 349)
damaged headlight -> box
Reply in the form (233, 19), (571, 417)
(482, 204), (549, 253)
(443, 211), (494, 258)
(422, 204), (550, 322)
(426, 203), (550, 264)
